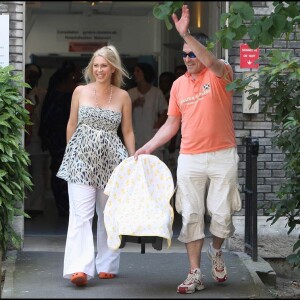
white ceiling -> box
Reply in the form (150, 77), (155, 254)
(26, 1), (158, 16)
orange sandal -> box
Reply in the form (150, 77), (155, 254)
(71, 272), (87, 286)
(99, 272), (116, 279)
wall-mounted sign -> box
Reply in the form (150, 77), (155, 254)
(240, 44), (259, 69)
(57, 29), (121, 42)
(0, 15), (9, 67)
(242, 72), (259, 114)
(69, 42), (107, 52)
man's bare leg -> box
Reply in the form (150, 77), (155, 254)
(208, 235), (228, 282)
(185, 239), (204, 269)
(177, 239), (205, 294)
(212, 236), (224, 250)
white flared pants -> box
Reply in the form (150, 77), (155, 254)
(63, 183), (120, 280)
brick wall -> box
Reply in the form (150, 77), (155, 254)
(0, 1), (25, 71)
(228, 1), (294, 215)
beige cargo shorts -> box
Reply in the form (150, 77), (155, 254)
(175, 147), (241, 243)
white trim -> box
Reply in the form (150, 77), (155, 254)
(224, 1), (229, 62)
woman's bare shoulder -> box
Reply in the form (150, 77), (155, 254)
(75, 84), (89, 92)
(73, 84), (89, 97)
(115, 87), (130, 100)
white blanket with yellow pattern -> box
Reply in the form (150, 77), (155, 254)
(104, 154), (175, 250)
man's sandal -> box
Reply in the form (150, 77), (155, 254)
(98, 272), (116, 279)
(71, 272), (87, 286)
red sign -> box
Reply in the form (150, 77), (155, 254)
(69, 42), (107, 52)
(240, 44), (259, 69)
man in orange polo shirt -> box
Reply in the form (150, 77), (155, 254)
(134, 4), (241, 294)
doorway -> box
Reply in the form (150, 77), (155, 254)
(24, 1), (223, 238)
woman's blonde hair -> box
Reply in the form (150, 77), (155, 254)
(83, 45), (130, 88)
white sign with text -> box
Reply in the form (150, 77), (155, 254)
(0, 15), (9, 67)
(57, 28), (121, 42)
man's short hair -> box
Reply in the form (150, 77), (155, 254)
(190, 32), (209, 47)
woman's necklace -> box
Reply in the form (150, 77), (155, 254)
(94, 84), (113, 107)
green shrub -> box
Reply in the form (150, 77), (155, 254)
(0, 65), (32, 258)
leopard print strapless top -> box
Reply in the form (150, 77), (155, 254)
(57, 106), (128, 190)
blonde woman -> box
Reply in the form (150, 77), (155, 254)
(57, 45), (135, 286)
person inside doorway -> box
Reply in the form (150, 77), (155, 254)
(159, 71), (175, 104)
(128, 62), (168, 161)
(24, 63), (48, 216)
(39, 60), (82, 217)
(174, 64), (187, 79)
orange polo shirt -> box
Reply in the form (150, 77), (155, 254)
(168, 60), (236, 154)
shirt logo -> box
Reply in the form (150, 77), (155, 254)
(180, 82), (211, 106)
(203, 83), (210, 91)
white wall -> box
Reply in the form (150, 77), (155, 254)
(26, 14), (160, 60)
(25, 13), (164, 89)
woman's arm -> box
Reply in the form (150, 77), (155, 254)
(121, 91), (136, 156)
(66, 85), (81, 143)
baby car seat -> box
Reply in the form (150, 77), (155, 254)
(104, 154), (175, 253)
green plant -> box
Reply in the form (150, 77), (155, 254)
(0, 65), (32, 258)
(216, 1), (300, 49)
(153, 1), (183, 30)
(152, 1), (215, 51)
